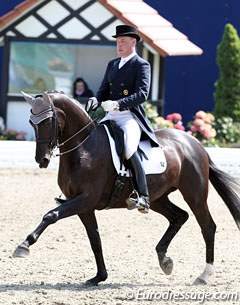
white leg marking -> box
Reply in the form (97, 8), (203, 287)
(197, 263), (215, 284)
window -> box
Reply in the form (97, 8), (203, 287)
(8, 41), (115, 96)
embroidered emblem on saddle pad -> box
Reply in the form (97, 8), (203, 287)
(103, 125), (167, 176)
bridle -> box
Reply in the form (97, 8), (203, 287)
(30, 97), (96, 157)
(30, 100), (58, 154)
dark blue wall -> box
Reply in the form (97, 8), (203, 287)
(0, 1), (22, 15)
(145, 0), (240, 124)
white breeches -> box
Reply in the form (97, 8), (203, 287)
(100, 110), (141, 159)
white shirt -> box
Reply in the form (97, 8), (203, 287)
(119, 51), (136, 69)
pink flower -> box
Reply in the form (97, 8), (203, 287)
(166, 113), (182, 124)
(195, 111), (206, 120)
(174, 124), (185, 131)
(172, 113), (182, 121)
(190, 125), (197, 132)
(166, 114), (173, 121)
(193, 119), (205, 132)
(204, 113), (215, 124)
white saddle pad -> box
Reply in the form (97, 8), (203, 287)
(103, 125), (167, 176)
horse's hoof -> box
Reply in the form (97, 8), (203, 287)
(84, 273), (107, 286)
(84, 278), (99, 286)
(160, 256), (173, 275)
(12, 244), (30, 258)
(193, 277), (207, 285)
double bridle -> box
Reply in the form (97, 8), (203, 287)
(30, 99), (95, 157)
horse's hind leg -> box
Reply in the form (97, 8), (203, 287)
(151, 196), (189, 276)
(78, 212), (108, 286)
(181, 177), (216, 285)
(187, 199), (216, 285)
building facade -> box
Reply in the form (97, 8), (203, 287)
(0, 0), (202, 138)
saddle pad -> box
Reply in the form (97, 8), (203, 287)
(103, 125), (167, 176)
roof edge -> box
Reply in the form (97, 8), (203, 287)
(0, 0), (45, 32)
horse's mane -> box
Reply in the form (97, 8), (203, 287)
(47, 90), (91, 120)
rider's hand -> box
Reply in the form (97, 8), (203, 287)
(86, 97), (98, 112)
(102, 100), (119, 112)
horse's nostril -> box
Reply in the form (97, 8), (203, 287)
(38, 157), (50, 168)
(43, 157), (49, 163)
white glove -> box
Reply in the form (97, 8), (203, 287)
(86, 97), (98, 112)
(102, 100), (119, 112)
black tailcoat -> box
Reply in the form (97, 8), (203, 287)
(96, 54), (159, 147)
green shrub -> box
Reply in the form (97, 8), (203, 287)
(214, 23), (240, 122)
(213, 117), (240, 146)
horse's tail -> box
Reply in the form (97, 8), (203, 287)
(208, 155), (240, 230)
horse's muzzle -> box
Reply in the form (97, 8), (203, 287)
(36, 155), (50, 168)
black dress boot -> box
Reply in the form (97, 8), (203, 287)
(126, 152), (150, 214)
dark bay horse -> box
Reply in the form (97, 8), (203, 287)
(14, 91), (240, 285)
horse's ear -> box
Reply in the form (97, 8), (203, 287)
(42, 92), (51, 108)
(21, 91), (34, 105)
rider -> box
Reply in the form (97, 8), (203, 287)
(87, 25), (159, 213)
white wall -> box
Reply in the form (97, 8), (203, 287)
(206, 147), (240, 178)
(6, 101), (35, 140)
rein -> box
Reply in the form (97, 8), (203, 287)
(57, 119), (95, 148)
(55, 119), (96, 157)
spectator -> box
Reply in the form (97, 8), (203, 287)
(72, 77), (93, 102)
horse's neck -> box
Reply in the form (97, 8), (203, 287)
(59, 105), (93, 145)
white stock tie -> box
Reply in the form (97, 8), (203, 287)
(119, 59), (126, 69)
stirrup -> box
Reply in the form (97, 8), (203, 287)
(54, 196), (67, 205)
(126, 190), (140, 210)
(126, 190), (150, 214)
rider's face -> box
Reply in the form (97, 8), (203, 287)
(116, 36), (136, 58)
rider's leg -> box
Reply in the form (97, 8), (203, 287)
(105, 112), (149, 213)
(126, 151), (150, 213)
(118, 117), (149, 213)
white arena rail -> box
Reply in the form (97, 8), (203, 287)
(0, 141), (239, 177)
(0, 141), (58, 169)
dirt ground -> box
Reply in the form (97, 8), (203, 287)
(0, 168), (239, 305)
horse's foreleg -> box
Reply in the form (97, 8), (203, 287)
(78, 212), (108, 286)
(151, 196), (189, 276)
(13, 193), (88, 258)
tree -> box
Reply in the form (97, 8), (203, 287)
(214, 23), (240, 122)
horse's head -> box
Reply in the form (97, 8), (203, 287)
(22, 91), (62, 168)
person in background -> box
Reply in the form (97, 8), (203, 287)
(72, 77), (94, 102)
(86, 25), (159, 214)
(33, 77), (47, 92)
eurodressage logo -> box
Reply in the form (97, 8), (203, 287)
(125, 289), (240, 303)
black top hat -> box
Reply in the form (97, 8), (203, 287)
(112, 25), (141, 42)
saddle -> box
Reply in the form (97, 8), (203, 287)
(101, 120), (167, 209)
(101, 120), (131, 209)
(101, 120), (125, 165)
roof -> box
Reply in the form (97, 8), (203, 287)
(100, 0), (202, 56)
(0, 0), (203, 57)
